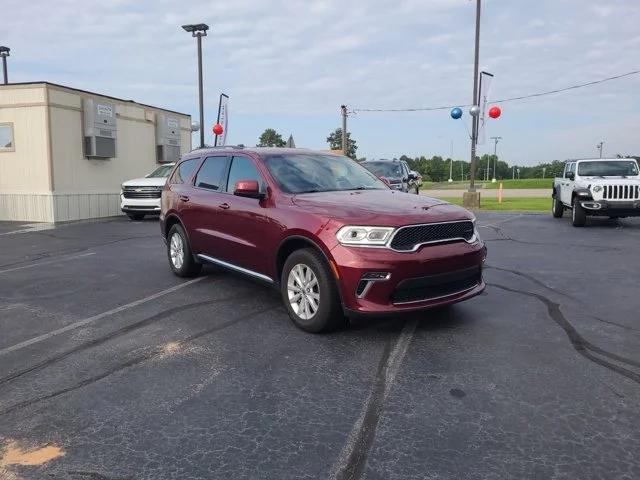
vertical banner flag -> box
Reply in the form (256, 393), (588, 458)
(477, 71), (493, 145)
(215, 93), (229, 146)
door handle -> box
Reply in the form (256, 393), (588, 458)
(179, 195), (190, 202)
(219, 203), (230, 210)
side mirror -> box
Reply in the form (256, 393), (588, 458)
(234, 180), (264, 199)
(566, 172), (575, 180)
(408, 172), (417, 180)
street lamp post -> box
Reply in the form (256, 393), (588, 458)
(0, 46), (10, 85)
(597, 141), (604, 158)
(490, 136), (501, 182)
(182, 23), (209, 149)
(463, 0), (482, 209)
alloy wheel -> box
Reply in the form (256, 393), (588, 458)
(287, 263), (320, 320)
(170, 233), (184, 269)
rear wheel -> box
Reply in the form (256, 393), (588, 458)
(552, 194), (563, 218)
(167, 224), (202, 277)
(281, 248), (345, 333)
(572, 197), (586, 227)
(128, 214), (145, 221)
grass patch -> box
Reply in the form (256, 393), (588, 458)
(482, 178), (554, 189)
(422, 178), (553, 190)
(436, 196), (549, 212)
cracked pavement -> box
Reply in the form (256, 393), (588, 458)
(0, 213), (639, 479)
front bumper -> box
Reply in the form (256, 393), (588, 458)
(120, 194), (162, 215)
(580, 199), (640, 216)
(331, 239), (486, 315)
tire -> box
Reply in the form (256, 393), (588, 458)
(128, 214), (145, 221)
(572, 197), (586, 227)
(167, 224), (202, 277)
(551, 194), (563, 218)
(281, 248), (345, 333)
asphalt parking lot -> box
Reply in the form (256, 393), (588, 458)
(1, 212), (639, 480)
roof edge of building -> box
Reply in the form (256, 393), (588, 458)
(0, 81), (191, 117)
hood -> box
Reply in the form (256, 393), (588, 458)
(291, 190), (473, 227)
(580, 177), (640, 184)
(121, 177), (168, 187)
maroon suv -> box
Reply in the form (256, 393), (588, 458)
(160, 147), (486, 332)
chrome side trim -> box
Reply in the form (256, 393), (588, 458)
(196, 254), (273, 283)
(392, 283), (480, 305)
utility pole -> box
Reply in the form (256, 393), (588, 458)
(0, 46), (9, 84)
(449, 140), (454, 182)
(182, 23), (209, 149)
(512, 165), (515, 180)
(341, 105), (348, 156)
(490, 136), (501, 182)
(463, 0), (482, 208)
(597, 141), (604, 158)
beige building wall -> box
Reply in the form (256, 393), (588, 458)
(0, 83), (192, 222)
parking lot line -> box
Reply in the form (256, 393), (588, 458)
(0, 252), (96, 275)
(329, 318), (418, 480)
(0, 277), (205, 356)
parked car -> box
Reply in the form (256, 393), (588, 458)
(121, 163), (175, 220)
(552, 158), (640, 226)
(160, 147), (486, 332)
(361, 159), (420, 194)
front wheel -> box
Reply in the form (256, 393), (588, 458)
(552, 195), (563, 218)
(572, 197), (586, 227)
(281, 248), (345, 333)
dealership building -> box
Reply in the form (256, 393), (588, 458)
(0, 82), (192, 223)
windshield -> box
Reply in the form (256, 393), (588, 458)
(578, 161), (638, 177)
(263, 154), (388, 194)
(362, 161), (403, 178)
(146, 165), (175, 178)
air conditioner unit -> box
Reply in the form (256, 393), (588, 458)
(156, 114), (181, 163)
(83, 98), (117, 159)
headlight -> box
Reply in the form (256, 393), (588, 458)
(592, 185), (603, 193)
(336, 226), (395, 246)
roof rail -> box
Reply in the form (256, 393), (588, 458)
(195, 144), (245, 150)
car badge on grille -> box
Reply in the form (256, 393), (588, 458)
(135, 188), (142, 192)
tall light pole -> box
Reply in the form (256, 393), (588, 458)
(0, 46), (10, 85)
(597, 141), (604, 158)
(182, 23), (209, 149)
(490, 136), (501, 182)
(463, 0), (482, 208)
(340, 105), (348, 156)
(449, 139), (454, 182)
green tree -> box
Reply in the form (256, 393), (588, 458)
(326, 128), (358, 159)
(257, 128), (286, 147)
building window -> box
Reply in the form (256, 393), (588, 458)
(0, 123), (14, 152)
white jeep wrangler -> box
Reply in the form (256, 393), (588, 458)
(552, 158), (640, 227)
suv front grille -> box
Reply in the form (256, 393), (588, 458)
(602, 185), (640, 200)
(392, 266), (481, 304)
(389, 221), (475, 251)
(122, 186), (162, 199)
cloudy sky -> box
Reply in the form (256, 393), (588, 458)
(3, 0), (639, 165)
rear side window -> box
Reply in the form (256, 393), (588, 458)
(170, 159), (199, 184)
(226, 155), (262, 192)
(195, 156), (230, 191)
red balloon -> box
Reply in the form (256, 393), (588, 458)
(488, 106), (501, 119)
(212, 123), (224, 135)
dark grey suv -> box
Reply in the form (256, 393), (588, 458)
(361, 159), (420, 194)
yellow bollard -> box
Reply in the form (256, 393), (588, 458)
(498, 182), (503, 203)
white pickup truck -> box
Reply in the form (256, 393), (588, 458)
(552, 158), (640, 226)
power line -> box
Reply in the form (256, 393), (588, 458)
(353, 69), (640, 113)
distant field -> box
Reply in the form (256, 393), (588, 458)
(422, 178), (553, 190)
(437, 197), (549, 212)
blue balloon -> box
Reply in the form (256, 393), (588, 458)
(450, 107), (463, 119)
